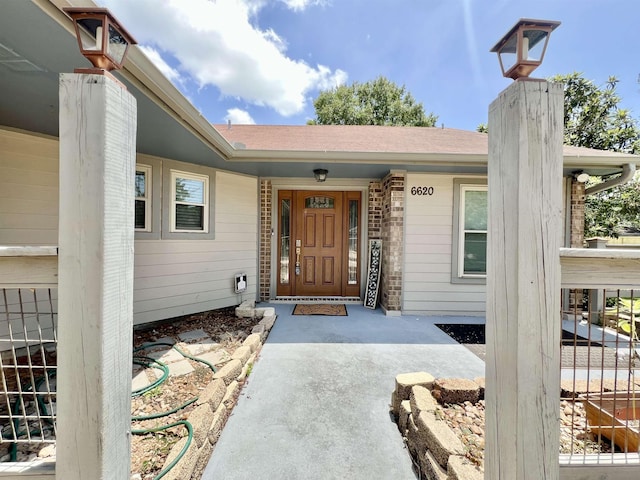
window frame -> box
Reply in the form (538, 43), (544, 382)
(170, 169), (209, 233)
(161, 162), (215, 240)
(451, 178), (487, 284)
(134, 158), (161, 240)
(135, 164), (152, 232)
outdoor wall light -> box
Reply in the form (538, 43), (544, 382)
(490, 18), (560, 80)
(64, 7), (136, 75)
(573, 171), (590, 183)
(313, 169), (328, 182)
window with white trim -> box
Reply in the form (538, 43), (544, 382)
(135, 164), (152, 231)
(458, 184), (487, 277)
(170, 170), (209, 233)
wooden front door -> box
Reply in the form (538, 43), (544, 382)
(296, 191), (343, 296)
(276, 190), (361, 297)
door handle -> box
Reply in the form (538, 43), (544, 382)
(295, 247), (301, 275)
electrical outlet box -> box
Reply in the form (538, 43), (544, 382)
(234, 273), (247, 293)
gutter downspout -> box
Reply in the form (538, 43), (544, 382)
(585, 163), (636, 195)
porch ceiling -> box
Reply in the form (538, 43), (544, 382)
(0, 1), (636, 180)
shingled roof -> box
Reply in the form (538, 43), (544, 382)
(214, 124), (637, 167)
(215, 124), (489, 155)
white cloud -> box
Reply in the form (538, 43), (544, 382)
(280, 0), (328, 12)
(98, 0), (345, 117)
(224, 108), (256, 125)
(138, 45), (182, 85)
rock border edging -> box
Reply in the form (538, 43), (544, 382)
(160, 307), (276, 480)
(390, 372), (484, 480)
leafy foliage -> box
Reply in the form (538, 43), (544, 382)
(585, 174), (640, 238)
(550, 73), (640, 238)
(550, 73), (640, 153)
(309, 76), (437, 127)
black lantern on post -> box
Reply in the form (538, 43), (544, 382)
(490, 18), (560, 80)
(64, 7), (137, 76)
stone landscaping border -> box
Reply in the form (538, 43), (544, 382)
(390, 372), (484, 480)
(160, 304), (276, 480)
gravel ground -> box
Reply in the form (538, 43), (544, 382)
(438, 398), (616, 470)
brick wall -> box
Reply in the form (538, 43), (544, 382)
(380, 173), (405, 313)
(569, 179), (586, 309)
(368, 181), (382, 240)
(259, 180), (272, 300)
(570, 180), (586, 248)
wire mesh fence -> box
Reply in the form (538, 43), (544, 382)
(0, 288), (57, 461)
(561, 288), (639, 461)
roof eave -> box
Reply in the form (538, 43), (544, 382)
(120, 48), (235, 159)
(227, 150), (489, 166)
(228, 148), (638, 169)
(44, 0), (236, 160)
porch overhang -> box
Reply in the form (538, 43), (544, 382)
(0, 1), (637, 181)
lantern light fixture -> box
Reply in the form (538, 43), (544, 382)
(313, 169), (328, 182)
(64, 7), (137, 77)
(573, 171), (590, 183)
(490, 18), (560, 80)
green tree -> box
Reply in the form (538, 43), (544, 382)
(551, 73), (640, 153)
(551, 73), (640, 238)
(309, 76), (437, 126)
(584, 175), (640, 237)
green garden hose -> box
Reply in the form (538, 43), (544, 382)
(130, 342), (218, 479)
(131, 420), (193, 480)
(4, 341), (217, 480)
(3, 369), (57, 462)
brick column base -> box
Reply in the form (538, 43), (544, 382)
(259, 180), (272, 301)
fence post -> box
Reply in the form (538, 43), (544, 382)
(485, 80), (563, 479)
(586, 237), (609, 324)
(57, 73), (137, 479)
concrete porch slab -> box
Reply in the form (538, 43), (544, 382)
(202, 304), (485, 480)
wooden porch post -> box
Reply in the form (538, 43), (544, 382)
(57, 74), (137, 479)
(485, 80), (563, 479)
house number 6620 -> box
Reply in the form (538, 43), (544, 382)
(410, 186), (434, 196)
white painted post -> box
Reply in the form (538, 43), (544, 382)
(57, 74), (137, 479)
(485, 80), (563, 479)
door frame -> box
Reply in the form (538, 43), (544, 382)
(269, 181), (369, 299)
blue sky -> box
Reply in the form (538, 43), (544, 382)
(99, 0), (640, 131)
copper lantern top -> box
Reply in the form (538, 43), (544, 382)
(64, 7), (137, 73)
(490, 18), (560, 80)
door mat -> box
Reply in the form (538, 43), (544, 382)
(292, 304), (348, 316)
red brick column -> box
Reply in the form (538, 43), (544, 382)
(570, 180), (586, 248)
(259, 180), (272, 301)
(368, 181), (382, 240)
(569, 179), (586, 310)
(380, 172), (405, 313)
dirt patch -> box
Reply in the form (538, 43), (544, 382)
(0, 306), (261, 477)
(130, 306), (261, 479)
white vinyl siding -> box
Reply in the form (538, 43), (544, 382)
(0, 129), (58, 245)
(0, 128), (258, 326)
(403, 173), (486, 316)
(133, 171), (258, 325)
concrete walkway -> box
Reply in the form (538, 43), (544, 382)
(202, 304), (485, 480)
